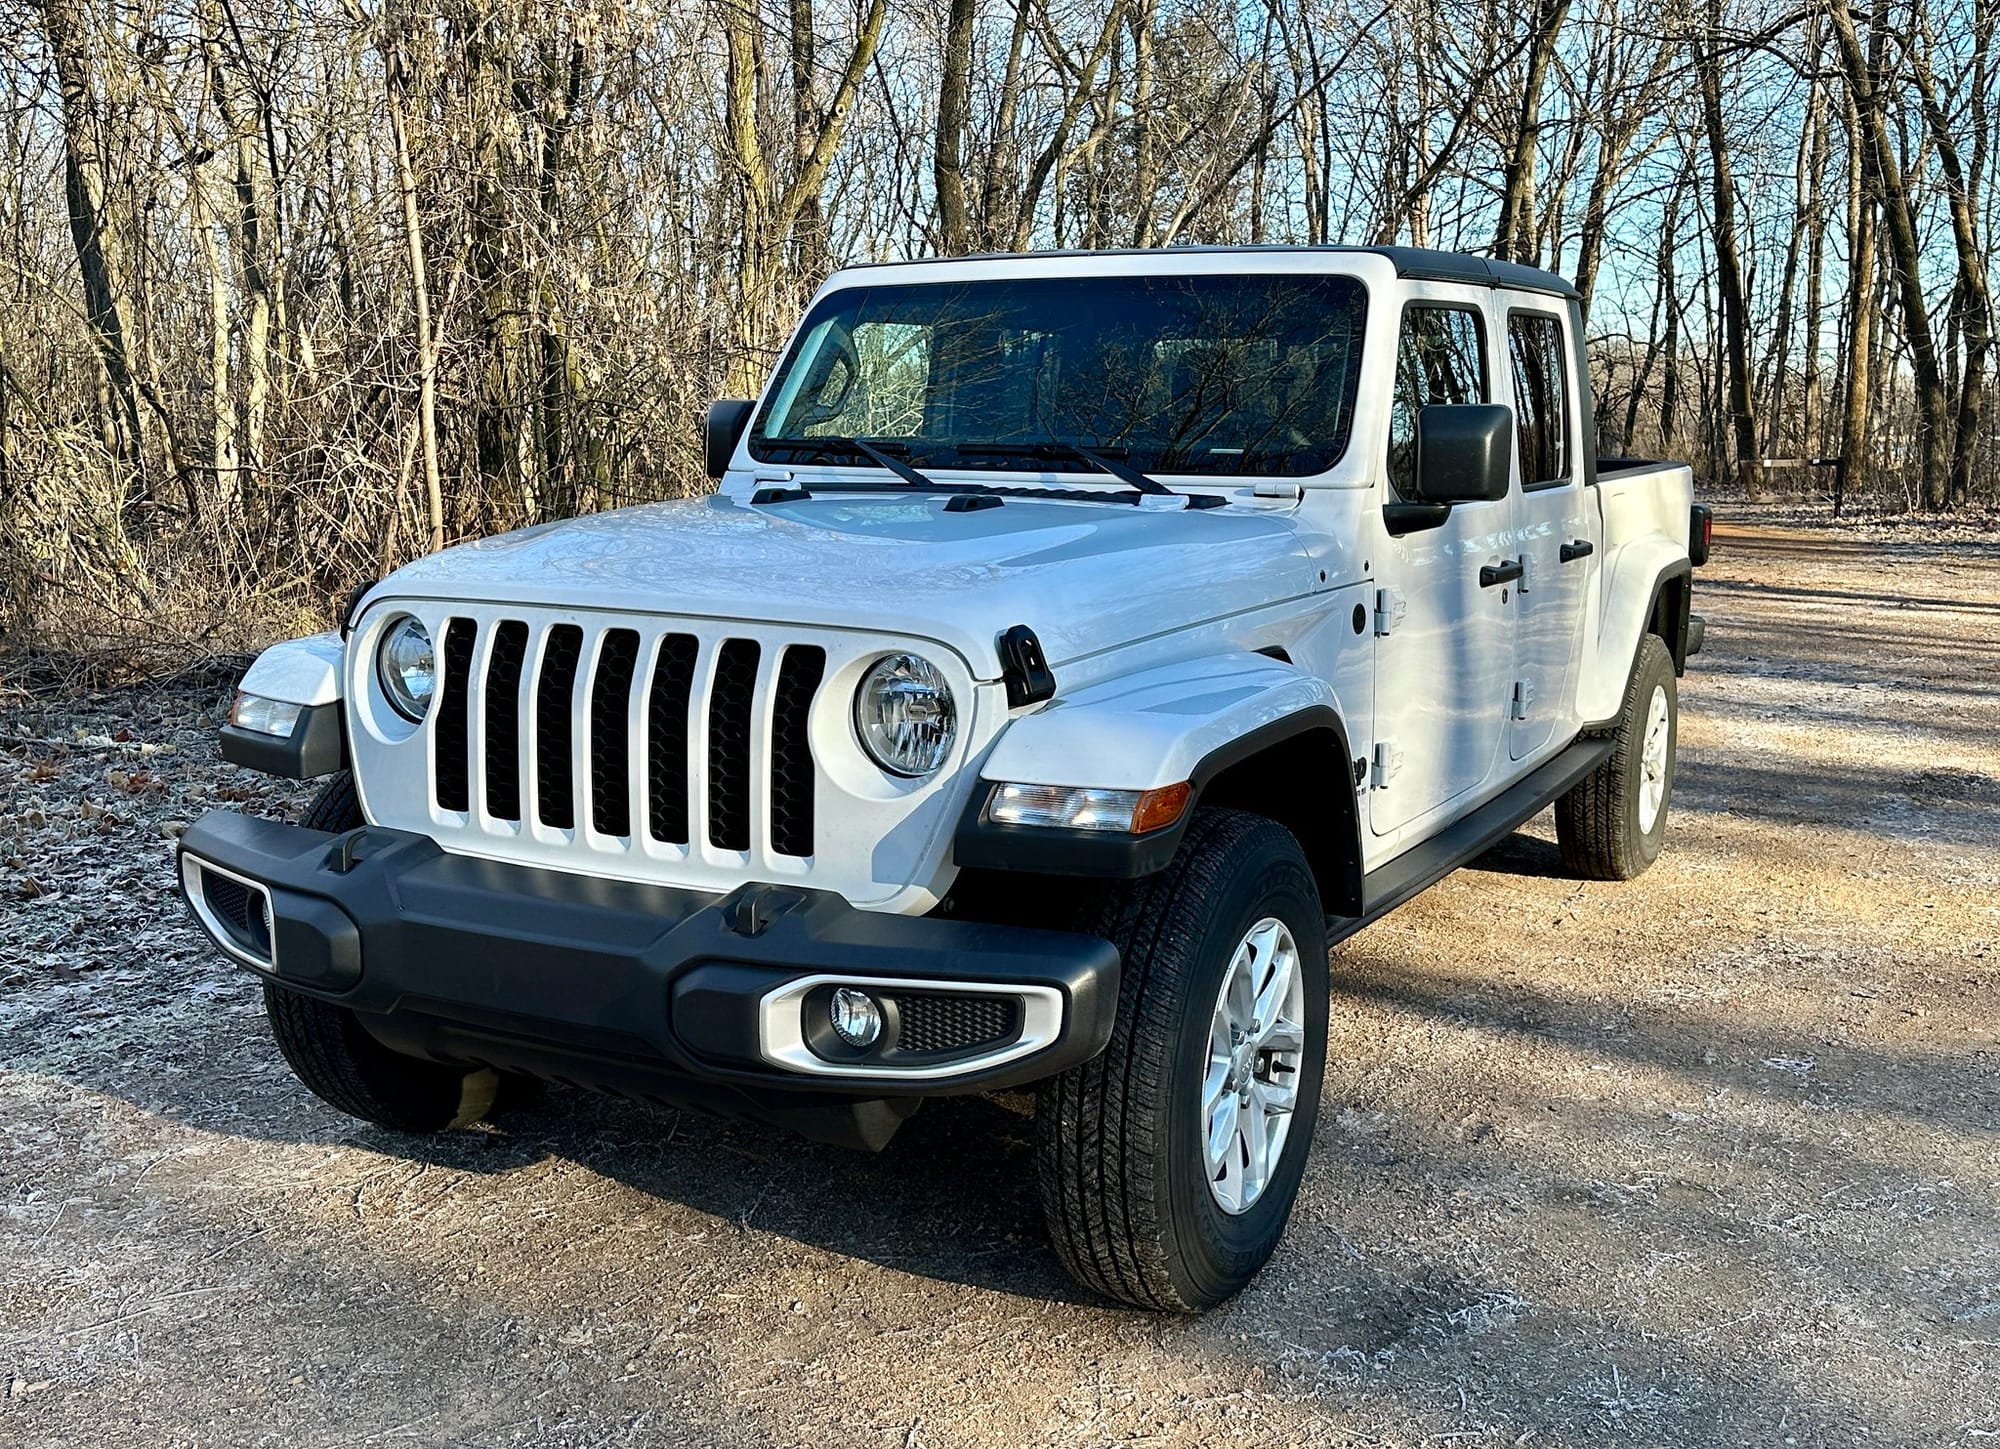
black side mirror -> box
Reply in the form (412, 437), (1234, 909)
(705, 399), (756, 479)
(1414, 403), (1513, 505)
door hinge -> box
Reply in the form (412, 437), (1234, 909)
(1371, 741), (1404, 789)
(1373, 587), (1407, 637)
(1511, 680), (1535, 720)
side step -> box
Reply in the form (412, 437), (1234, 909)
(1327, 734), (1615, 946)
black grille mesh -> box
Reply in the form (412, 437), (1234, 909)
(589, 629), (641, 837)
(439, 622), (828, 853)
(706, 639), (760, 851)
(483, 620), (530, 820)
(433, 618), (476, 812)
(770, 645), (826, 857)
(535, 624), (584, 828)
(201, 871), (271, 958)
(646, 634), (699, 844)
(895, 993), (1021, 1055)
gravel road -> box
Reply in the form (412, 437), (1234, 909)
(3, 516), (1997, 1448)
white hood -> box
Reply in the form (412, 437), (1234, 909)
(373, 491), (1316, 675)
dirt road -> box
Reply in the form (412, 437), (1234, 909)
(3, 517), (1997, 1447)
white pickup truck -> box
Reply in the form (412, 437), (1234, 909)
(179, 245), (1708, 1311)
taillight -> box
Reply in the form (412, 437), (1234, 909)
(1690, 505), (1713, 566)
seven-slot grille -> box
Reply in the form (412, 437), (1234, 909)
(429, 618), (827, 858)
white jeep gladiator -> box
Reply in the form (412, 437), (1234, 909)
(179, 245), (1709, 1311)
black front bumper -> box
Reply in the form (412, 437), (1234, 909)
(176, 811), (1120, 1136)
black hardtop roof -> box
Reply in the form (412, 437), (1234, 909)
(838, 244), (1581, 303)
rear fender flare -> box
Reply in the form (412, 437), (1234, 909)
(1578, 546), (1692, 726)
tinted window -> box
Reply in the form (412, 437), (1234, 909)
(751, 274), (1369, 477)
(1387, 307), (1487, 497)
(1508, 311), (1571, 487)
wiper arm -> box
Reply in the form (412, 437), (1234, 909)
(763, 435), (947, 492)
(950, 441), (1179, 499)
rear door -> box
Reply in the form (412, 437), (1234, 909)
(1503, 303), (1597, 760)
(1369, 290), (1517, 836)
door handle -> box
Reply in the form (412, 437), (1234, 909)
(1479, 559), (1524, 588)
(1559, 539), (1595, 563)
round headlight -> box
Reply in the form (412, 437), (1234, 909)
(854, 653), (957, 778)
(375, 615), (436, 721)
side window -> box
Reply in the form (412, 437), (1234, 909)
(1387, 307), (1486, 498)
(1507, 311), (1571, 488)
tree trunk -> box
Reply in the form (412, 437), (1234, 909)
(35, 0), (147, 501)
(1494, 0), (1571, 264)
(1826, 0), (1954, 510)
(934, 0), (976, 254)
(1838, 83), (1876, 507)
(1696, 19), (1759, 494)
(384, 38), (444, 554)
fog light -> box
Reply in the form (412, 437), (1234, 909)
(828, 987), (883, 1048)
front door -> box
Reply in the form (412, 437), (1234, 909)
(1504, 306), (1596, 760)
(1369, 292), (1517, 837)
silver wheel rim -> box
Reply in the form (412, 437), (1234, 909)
(1637, 684), (1671, 834)
(1202, 916), (1307, 1215)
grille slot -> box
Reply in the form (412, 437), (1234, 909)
(483, 620), (530, 820)
(770, 645), (826, 857)
(434, 618), (477, 812)
(589, 629), (641, 837)
(895, 993), (1021, 1056)
(646, 634), (699, 844)
(535, 624), (585, 829)
(706, 639), (761, 851)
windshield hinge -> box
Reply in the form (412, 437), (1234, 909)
(997, 625), (1057, 708)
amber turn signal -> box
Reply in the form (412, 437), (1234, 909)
(1130, 781), (1193, 833)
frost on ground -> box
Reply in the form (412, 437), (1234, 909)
(2, 515), (1998, 1448)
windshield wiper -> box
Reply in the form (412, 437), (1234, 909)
(948, 440), (1209, 504)
(760, 435), (951, 491)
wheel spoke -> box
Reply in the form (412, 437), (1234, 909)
(1240, 1089), (1271, 1198)
(1258, 1018), (1305, 1055)
(1211, 1104), (1246, 1208)
(1201, 1056), (1233, 1127)
(1254, 1075), (1297, 1118)
(1251, 941), (1295, 1034)
(1206, 1090), (1240, 1174)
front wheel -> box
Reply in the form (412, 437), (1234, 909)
(264, 771), (500, 1132)
(1035, 810), (1328, 1311)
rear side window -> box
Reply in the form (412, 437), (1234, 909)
(1508, 311), (1571, 487)
(1388, 306), (1486, 498)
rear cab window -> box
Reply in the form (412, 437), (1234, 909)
(1506, 310), (1573, 489)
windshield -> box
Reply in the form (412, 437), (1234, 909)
(750, 273), (1369, 478)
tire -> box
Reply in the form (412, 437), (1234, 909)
(1035, 809), (1329, 1312)
(264, 771), (500, 1132)
(299, 770), (361, 833)
(1556, 633), (1678, 881)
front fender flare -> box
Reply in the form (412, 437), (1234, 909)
(221, 631), (347, 779)
(953, 653), (1357, 887)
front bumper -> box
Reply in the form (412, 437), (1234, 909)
(177, 811), (1120, 1131)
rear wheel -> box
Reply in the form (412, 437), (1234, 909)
(1035, 810), (1328, 1311)
(263, 771), (499, 1133)
(1556, 633), (1678, 880)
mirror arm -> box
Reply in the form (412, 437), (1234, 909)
(1383, 501), (1453, 537)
